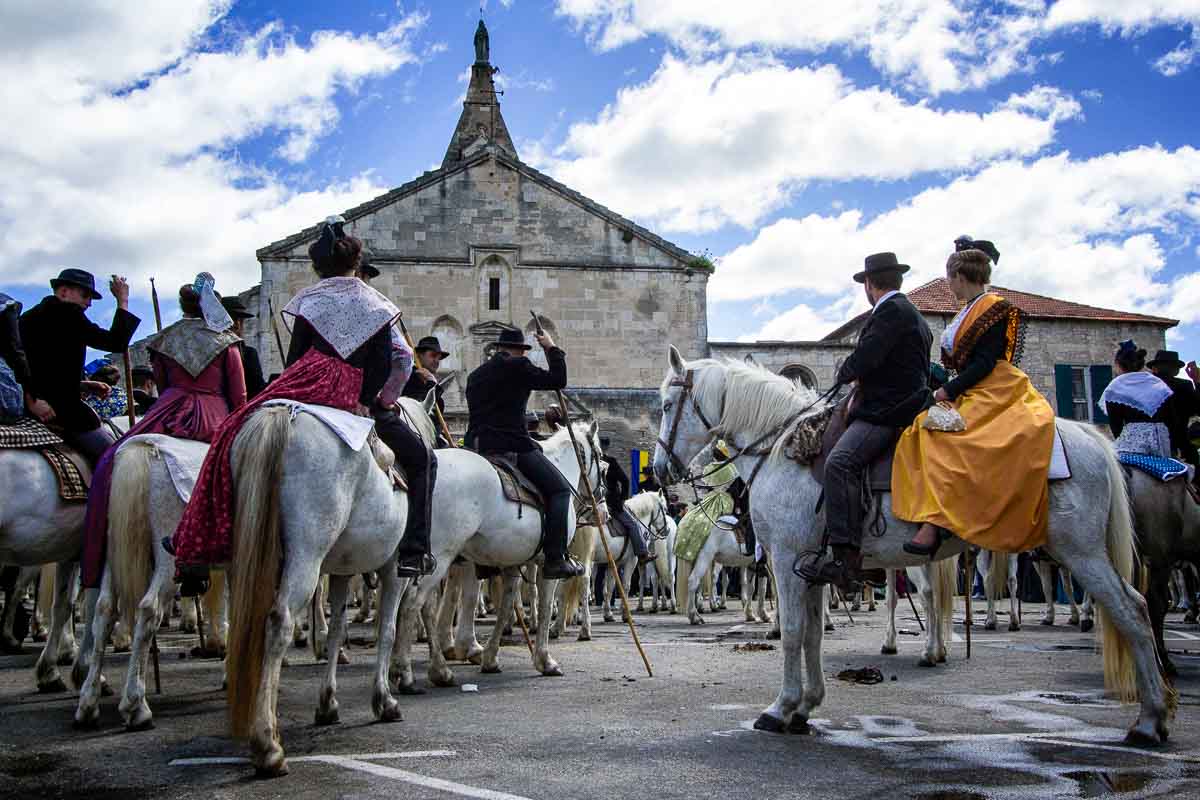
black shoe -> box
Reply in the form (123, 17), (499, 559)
(637, 552), (657, 566)
(903, 529), (948, 560)
(796, 547), (868, 594)
(397, 552), (436, 578)
(174, 564), (210, 598)
(543, 556), (585, 580)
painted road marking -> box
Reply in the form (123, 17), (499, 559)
(305, 755), (533, 800)
(170, 749), (456, 767)
(870, 732), (1200, 763)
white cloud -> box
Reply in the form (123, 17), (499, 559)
(530, 54), (1079, 233)
(0, 2), (428, 296)
(1153, 29), (1200, 76)
(712, 145), (1200, 334)
(555, 1), (1200, 92)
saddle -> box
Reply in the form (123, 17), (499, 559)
(368, 432), (408, 492)
(717, 512), (756, 557)
(0, 417), (91, 501)
(809, 396), (895, 493)
(483, 453), (544, 517)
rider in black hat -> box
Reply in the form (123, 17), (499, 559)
(19, 269), (141, 460)
(1149, 349), (1200, 470)
(403, 337), (449, 411)
(797, 252), (932, 593)
(599, 436), (656, 566)
(219, 295), (267, 400)
(464, 327), (584, 579)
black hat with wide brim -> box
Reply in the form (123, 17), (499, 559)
(50, 268), (102, 299)
(415, 335), (451, 358)
(853, 252), (910, 284)
(220, 296), (256, 320)
(495, 328), (531, 350)
(1148, 350), (1185, 369)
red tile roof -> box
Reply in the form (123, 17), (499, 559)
(908, 279), (1178, 326)
(822, 279), (1176, 342)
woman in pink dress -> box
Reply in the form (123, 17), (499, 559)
(81, 277), (247, 588)
(168, 217), (408, 595)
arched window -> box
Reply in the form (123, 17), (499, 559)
(780, 363), (817, 390)
(477, 254), (511, 318)
(524, 315), (558, 370)
(429, 315), (464, 375)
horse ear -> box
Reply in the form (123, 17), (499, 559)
(422, 387), (437, 413)
(668, 345), (685, 376)
(588, 419), (598, 439)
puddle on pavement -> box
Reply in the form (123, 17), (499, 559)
(1063, 770), (1154, 797)
(911, 792), (987, 800)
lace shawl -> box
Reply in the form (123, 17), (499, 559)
(282, 277), (401, 360)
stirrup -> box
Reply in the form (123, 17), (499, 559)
(397, 552), (437, 578)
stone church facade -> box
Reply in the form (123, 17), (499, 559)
(241, 22), (709, 470)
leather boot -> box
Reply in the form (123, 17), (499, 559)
(797, 545), (884, 594)
(543, 530), (584, 579)
(397, 449), (437, 578)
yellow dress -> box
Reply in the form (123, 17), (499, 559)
(891, 292), (1055, 552)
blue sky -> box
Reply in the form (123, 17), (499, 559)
(1, 1), (1198, 354)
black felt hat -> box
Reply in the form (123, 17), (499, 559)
(50, 268), (102, 299)
(1148, 350), (1185, 369)
(220, 296), (255, 320)
(415, 336), (451, 358)
(853, 252), (910, 284)
(954, 236), (1001, 264)
(495, 328), (531, 350)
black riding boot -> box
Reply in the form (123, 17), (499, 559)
(515, 450), (583, 579)
(162, 538), (211, 597)
(374, 407), (438, 578)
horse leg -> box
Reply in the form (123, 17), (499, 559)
(452, 570), (484, 662)
(246, 574), (303, 778)
(315, 575), (350, 725)
(422, 569), (457, 687)
(1007, 555), (1021, 632)
(601, 566), (615, 623)
(533, 575), (562, 676)
(202, 569), (228, 656)
(687, 551), (711, 625)
(1037, 561), (1057, 625)
(1080, 591), (1095, 633)
(391, 578), (424, 694)
(756, 569), (771, 623)
(882, 570), (898, 655)
(1145, 565), (1176, 677)
(578, 557), (594, 641)
(755, 559), (808, 733)
(179, 589), (197, 634)
(823, 587), (835, 632)
(74, 576), (116, 728)
(372, 567), (403, 723)
(117, 562), (173, 731)
(35, 561), (75, 693)
(980, 551), (999, 631)
(741, 567), (754, 623)
(481, 573), (519, 674)
(437, 563), (463, 656)
(792, 584), (827, 731)
(918, 565), (939, 668)
(1062, 568), (1081, 626)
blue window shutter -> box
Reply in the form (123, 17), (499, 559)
(1054, 364), (1075, 418)
(1090, 365), (1113, 425)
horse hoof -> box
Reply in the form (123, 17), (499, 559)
(786, 715), (811, 735)
(377, 702), (403, 724)
(73, 711), (101, 731)
(753, 713), (785, 733)
(481, 664), (501, 674)
(549, 629), (560, 640)
(541, 665), (564, 677)
(1124, 727), (1164, 748)
(917, 657), (936, 668)
(293, 636), (307, 649)
(314, 708), (340, 726)
(125, 716), (155, 733)
(397, 683), (425, 696)
(38, 677), (68, 694)
(255, 759), (289, 779)
(180, 622), (196, 635)
(1040, 619), (1053, 627)
(824, 623), (835, 633)
(337, 649), (350, 666)
(1080, 619), (1094, 633)
(881, 645), (898, 656)
(647, 608), (657, 615)
(100, 681), (114, 697)
(57, 651), (77, 667)
(937, 654), (947, 664)
(1008, 622), (1021, 632)
(766, 629), (781, 641)
(577, 632), (591, 642)
(430, 673), (456, 688)
(983, 621), (997, 631)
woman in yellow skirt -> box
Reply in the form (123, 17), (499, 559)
(896, 245), (1056, 556)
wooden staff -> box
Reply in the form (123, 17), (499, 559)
(149, 278), (163, 331)
(964, 551), (974, 659)
(266, 296), (287, 365)
(532, 312), (653, 677)
(395, 314), (457, 447)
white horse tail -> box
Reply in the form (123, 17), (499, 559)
(985, 549), (1008, 602)
(227, 407), (292, 739)
(1080, 423), (1139, 702)
(561, 524), (598, 623)
(932, 558), (956, 647)
(108, 441), (156, 631)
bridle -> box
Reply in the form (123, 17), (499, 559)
(657, 369), (720, 483)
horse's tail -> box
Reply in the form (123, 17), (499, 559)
(1078, 422), (1140, 702)
(932, 558), (956, 646)
(562, 524), (598, 624)
(226, 407), (292, 739)
(985, 550), (1008, 602)
(108, 442), (156, 632)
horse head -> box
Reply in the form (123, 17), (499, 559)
(653, 345), (723, 486)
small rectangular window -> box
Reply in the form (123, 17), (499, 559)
(488, 277), (500, 310)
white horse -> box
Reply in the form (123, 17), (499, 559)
(1035, 559), (1092, 629)
(0, 449), (85, 693)
(638, 515), (677, 613)
(683, 520), (770, 626)
(596, 491), (672, 623)
(550, 506), (606, 642)
(390, 421), (605, 692)
(880, 563), (956, 667)
(653, 347), (1172, 745)
(978, 550), (1021, 632)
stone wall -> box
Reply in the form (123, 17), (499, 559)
(707, 341), (857, 391)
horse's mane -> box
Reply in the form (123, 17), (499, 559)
(625, 489), (663, 516)
(665, 357), (824, 460)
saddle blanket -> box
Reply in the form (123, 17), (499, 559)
(122, 434), (208, 504)
(0, 417), (88, 500)
(262, 400), (374, 451)
(1049, 427), (1070, 481)
(483, 454), (543, 513)
(0, 416), (64, 448)
(1118, 453), (1190, 482)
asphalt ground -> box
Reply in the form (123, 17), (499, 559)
(3, 596), (1200, 800)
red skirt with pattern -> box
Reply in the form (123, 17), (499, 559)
(170, 348), (363, 566)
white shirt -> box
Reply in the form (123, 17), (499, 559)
(871, 290), (900, 313)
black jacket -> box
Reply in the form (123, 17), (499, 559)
(240, 342), (267, 400)
(465, 347), (566, 454)
(20, 296), (141, 432)
(285, 317), (391, 406)
(1106, 397), (1172, 440)
(1161, 375), (1200, 461)
(402, 369), (446, 414)
(837, 293), (932, 428)
(602, 454), (629, 513)
(942, 318), (1006, 401)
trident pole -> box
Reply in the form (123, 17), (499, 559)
(532, 312), (653, 677)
